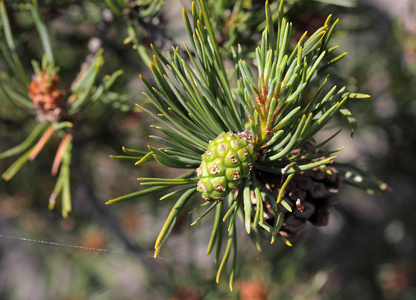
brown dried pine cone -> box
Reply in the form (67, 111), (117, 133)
(256, 148), (340, 238)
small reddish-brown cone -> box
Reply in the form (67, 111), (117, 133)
(257, 150), (340, 237)
(28, 70), (66, 122)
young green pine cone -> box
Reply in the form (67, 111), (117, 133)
(196, 131), (257, 201)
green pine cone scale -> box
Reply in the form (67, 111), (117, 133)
(196, 131), (257, 201)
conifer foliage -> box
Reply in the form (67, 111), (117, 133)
(0, 0), (389, 290)
(108, 0), (385, 289)
(0, 0), (122, 217)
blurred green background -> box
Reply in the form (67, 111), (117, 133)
(1, 0), (416, 299)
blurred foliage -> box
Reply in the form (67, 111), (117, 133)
(1, 0), (416, 299)
(0, 0), (132, 217)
